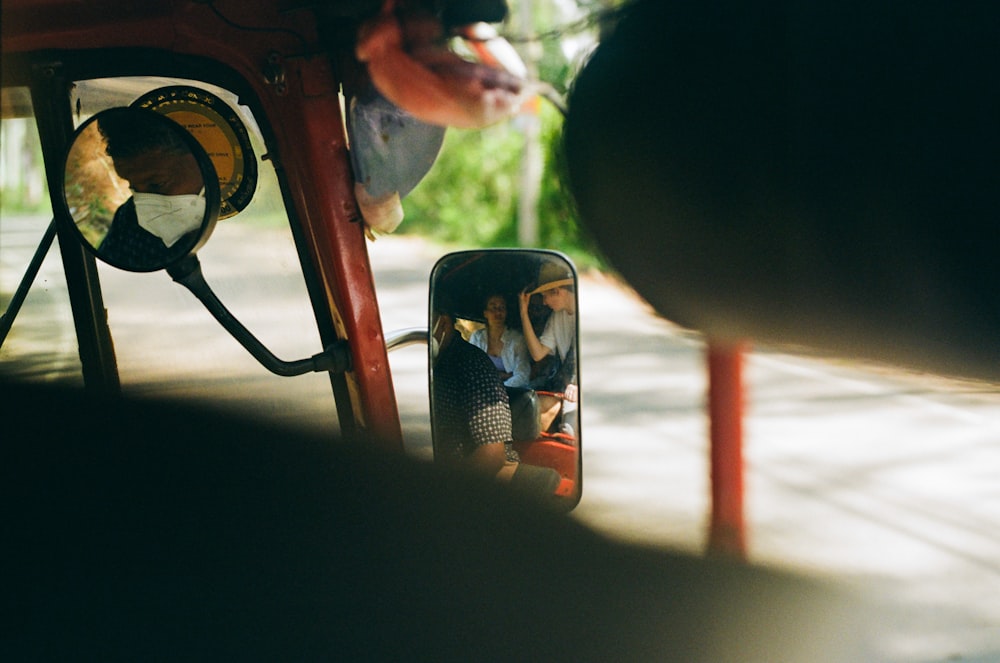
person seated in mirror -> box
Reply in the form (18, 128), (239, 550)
(519, 261), (578, 439)
(431, 301), (520, 481)
(432, 302), (562, 496)
(468, 293), (531, 389)
(96, 110), (207, 268)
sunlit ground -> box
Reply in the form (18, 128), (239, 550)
(4, 215), (1000, 662)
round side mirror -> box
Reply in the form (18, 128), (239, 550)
(60, 107), (221, 272)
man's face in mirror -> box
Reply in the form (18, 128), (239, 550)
(542, 286), (572, 313)
(112, 147), (203, 196)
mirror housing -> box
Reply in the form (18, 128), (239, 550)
(57, 106), (348, 379)
(429, 250), (581, 508)
(60, 107), (220, 272)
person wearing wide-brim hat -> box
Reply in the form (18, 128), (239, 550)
(518, 260), (578, 437)
(527, 262), (575, 297)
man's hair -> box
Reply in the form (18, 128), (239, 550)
(432, 291), (458, 317)
(97, 108), (192, 160)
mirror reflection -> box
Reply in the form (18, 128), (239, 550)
(62, 107), (219, 272)
(430, 250), (580, 507)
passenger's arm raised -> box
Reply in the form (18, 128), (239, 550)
(518, 290), (552, 362)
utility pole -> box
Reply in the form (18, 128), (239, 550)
(517, 0), (541, 247)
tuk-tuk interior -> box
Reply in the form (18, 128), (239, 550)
(5, 1), (997, 660)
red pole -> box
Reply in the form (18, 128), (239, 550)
(706, 339), (749, 560)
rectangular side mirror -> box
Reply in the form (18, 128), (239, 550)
(429, 249), (581, 509)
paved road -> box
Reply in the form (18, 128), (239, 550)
(4, 214), (1000, 662)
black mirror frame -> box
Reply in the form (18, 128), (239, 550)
(429, 248), (582, 509)
(58, 106), (221, 273)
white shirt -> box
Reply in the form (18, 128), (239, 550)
(469, 327), (531, 388)
(539, 309), (575, 362)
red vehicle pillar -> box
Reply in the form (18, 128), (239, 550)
(706, 339), (749, 560)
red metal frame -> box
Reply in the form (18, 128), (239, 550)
(3, 0), (404, 449)
(706, 340), (749, 559)
(5, 0), (749, 540)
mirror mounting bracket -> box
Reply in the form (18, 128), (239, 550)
(385, 327), (428, 353)
(167, 256), (352, 377)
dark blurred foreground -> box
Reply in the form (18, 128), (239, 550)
(2, 380), (871, 662)
(566, 0), (1000, 381)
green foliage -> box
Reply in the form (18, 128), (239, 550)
(0, 118), (49, 215)
(400, 121), (517, 245)
(537, 106), (581, 246)
(398, 102), (603, 269)
(395, 0), (614, 269)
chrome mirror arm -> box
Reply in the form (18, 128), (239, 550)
(385, 328), (428, 353)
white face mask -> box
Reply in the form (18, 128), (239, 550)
(132, 190), (206, 247)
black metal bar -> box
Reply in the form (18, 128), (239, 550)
(0, 219), (57, 347)
(168, 256), (351, 377)
(270, 153), (360, 438)
(29, 61), (121, 393)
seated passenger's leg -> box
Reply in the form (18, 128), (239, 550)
(538, 393), (562, 432)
